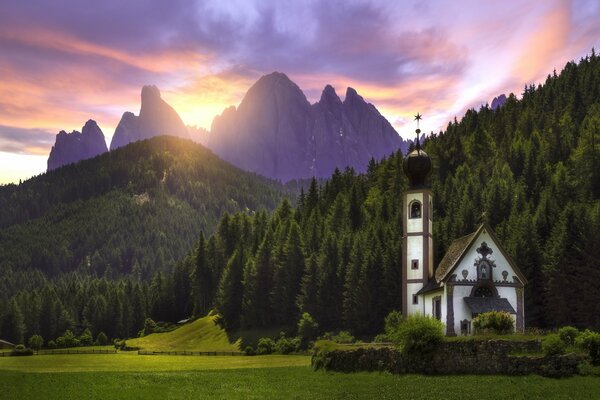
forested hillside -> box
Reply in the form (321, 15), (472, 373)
(1, 51), (599, 345)
(179, 50), (600, 334)
(0, 136), (287, 279)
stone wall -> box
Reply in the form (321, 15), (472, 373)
(312, 340), (584, 377)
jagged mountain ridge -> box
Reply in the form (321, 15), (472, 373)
(47, 120), (108, 171)
(46, 73), (408, 180)
(209, 72), (408, 181)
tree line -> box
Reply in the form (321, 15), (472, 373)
(1, 50), (600, 345)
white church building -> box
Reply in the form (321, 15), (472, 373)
(401, 132), (526, 336)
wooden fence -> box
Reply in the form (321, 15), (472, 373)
(36, 349), (117, 355)
(138, 350), (243, 356)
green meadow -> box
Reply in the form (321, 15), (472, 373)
(1, 353), (600, 399)
(1, 358), (600, 400)
(126, 315), (241, 352)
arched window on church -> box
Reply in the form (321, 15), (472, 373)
(409, 201), (421, 219)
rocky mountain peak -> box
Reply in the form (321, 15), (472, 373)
(344, 87), (362, 102)
(141, 84), (161, 100)
(110, 85), (189, 150)
(491, 94), (507, 110)
(320, 85), (342, 105)
(47, 120), (108, 171)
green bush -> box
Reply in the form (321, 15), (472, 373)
(96, 332), (108, 346)
(472, 311), (514, 334)
(384, 310), (403, 339)
(275, 336), (301, 354)
(28, 334), (44, 351)
(47, 340), (56, 349)
(373, 334), (388, 343)
(79, 328), (93, 346)
(143, 318), (158, 336)
(576, 330), (600, 365)
(11, 344), (33, 356)
(55, 330), (79, 348)
(542, 334), (566, 356)
(113, 339), (125, 350)
(558, 326), (579, 346)
(297, 312), (319, 342)
(331, 331), (355, 344)
(256, 338), (276, 355)
(244, 346), (256, 356)
(578, 360), (600, 376)
(389, 314), (444, 354)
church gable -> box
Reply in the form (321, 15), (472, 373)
(435, 223), (527, 286)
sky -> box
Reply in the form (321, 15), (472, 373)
(1, 0), (599, 184)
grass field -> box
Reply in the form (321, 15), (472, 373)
(126, 314), (241, 352)
(2, 365), (600, 399)
(1, 353), (600, 399)
(0, 352), (308, 373)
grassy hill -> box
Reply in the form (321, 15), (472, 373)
(126, 314), (241, 352)
(0, 136), (289, 279)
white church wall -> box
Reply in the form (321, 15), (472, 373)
(407, 282), (424, 315)
(407, 236), (423, 280)
(452, 285), (473, 335)
(422, 290), (445, 324)
(406, 192), (423, 233)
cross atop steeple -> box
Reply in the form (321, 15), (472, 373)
(414, 113), (422, 149)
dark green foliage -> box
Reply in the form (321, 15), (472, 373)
(558, 326), (580, 346)
(331, 331), (355, 344)
(243, 346), (256, 356)
(55, 330), (79, 348)
(142, 319), (158, 336)
(384, 311), (403, 339)
(11, 344), (33, 356)
(28, 334), (43, 350)
(542, 334), (567, 356)
(256, 338), (275, 355)
(389, 314), (444, 354)
(96, 332), (108, 346)
(576, 330), (600, 365)
(0, 299), (25, 344)
(472, 311), (514, 334)
(297, 313), (319, 342)
(79, 329), (93, 346)
(275, 335), (301, 354)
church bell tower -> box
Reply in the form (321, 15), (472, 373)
(402, 114), (434, 317)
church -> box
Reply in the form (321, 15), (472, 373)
(401, 121), (526, 336)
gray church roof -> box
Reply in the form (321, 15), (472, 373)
(464, 296), (516, 314)
(434, 230), (478, 282)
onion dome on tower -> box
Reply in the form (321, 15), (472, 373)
(403, 113), (432, 188)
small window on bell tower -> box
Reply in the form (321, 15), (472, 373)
(411, 259), (419, 270)
(409, 201), (422, 219)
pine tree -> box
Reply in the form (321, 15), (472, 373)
(215, 247), (246, 331)
(1, 299), (25, 344)
(191, 232), (212, 317)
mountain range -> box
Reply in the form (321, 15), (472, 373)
(46, 73), (409, 180)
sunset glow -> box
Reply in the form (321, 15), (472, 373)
(1, 0), (599, 183)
